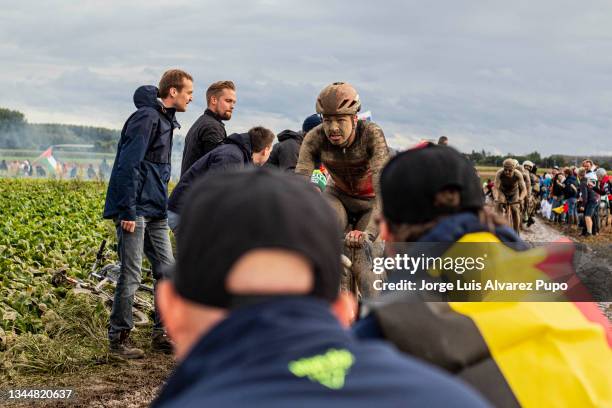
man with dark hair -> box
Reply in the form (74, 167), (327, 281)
(180, 80), (237, 175)
(267, 114), (322, 171)
(103, 69), (193, 358)
(167, 126), (274, 234)
(437, 135), (448, 145)
(151, 168), (489, 408)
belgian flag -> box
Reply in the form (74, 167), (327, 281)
(372, 232), (612, 407)
(374, 301), (611, 407)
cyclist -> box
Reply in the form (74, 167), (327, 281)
(522, 160), (539, 226)
(514, 160), (531, 225)
(296, 82), (389, 296)
(493, 158), (526, 233)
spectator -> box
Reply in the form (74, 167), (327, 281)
(103, 69), (193, 358)
(151, 168), (489, 408)
(578, 169), (598, 236)
(87, 164), (97, 180)
(563, 168), (578, 228)
(35, 165), (46, 177)
(437, 135), (448, 145)
(267, 114), (322, 171)
(582, 159), (597, 179)
(167, 126), (274, 235)
(99, 158), (111, 180)
(0, 159), (8, 175)
(551, 167), (565, 222)
(180, 80), (236, 176)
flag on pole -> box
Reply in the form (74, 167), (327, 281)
(34, 147), (59, 175)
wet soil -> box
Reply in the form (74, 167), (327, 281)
(3, 350), (174, 407)
(521, 217), (612, 320)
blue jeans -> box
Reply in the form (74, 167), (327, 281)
(167, 210), (181, 237)
(566, 197), (577, 220)
(109, 216), (174, 341)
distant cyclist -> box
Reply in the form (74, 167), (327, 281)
(493, 158), (526, 233)
(522, 160), (539, 226)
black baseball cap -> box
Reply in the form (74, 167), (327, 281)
(381, 144), (483, 224)
(171, 167), (343, 308)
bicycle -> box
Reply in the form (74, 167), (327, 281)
(50, 239), (155, 326)
(497, 200), (522, 235)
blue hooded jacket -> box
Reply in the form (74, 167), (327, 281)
(103, 85), (180, 220)
(151, 297), (489, 408)
(168, 132), (253, 214)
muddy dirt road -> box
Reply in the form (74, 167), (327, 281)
(522, 217), (612, 320)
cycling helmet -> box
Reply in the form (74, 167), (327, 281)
(503, 158), (515, 170)
(316, 82), (361, 115)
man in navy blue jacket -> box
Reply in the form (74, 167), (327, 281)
(103, 69), (193, 358)
(152, 168), (489, 408)
(167, 126), (274, 234)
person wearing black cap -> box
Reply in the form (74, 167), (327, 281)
(352, 144), (611, 407)
(151, 168), (489, 408)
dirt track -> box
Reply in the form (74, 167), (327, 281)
(521, 217), (612, 320)
(4, 345), (174, 408)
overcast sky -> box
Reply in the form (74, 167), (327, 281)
(2, 0), (612, 155)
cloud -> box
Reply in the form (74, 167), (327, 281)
(1, 0), (611, 155)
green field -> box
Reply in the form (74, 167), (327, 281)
(0, 179), (145, 379)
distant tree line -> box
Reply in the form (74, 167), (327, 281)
(464, 149), (612, 170)
(0, 107), (119, 152)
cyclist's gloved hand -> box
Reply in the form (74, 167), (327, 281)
(345, 230), (366, 248)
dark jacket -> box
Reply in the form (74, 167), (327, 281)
(580, 180), (597, 205)
(563, 175), (578, 199)
(552, 174), (565, 197)
(266, 129), (303, 171)
(168, 132), (252, 214)
(103, 85), (179, 221)
(151, 297), (489, 408)
(180, 109), (226, 176)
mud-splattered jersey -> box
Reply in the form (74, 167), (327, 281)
(494, 168), (527, 200)
(295, 121), (389, 199)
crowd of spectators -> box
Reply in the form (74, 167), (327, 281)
(538, 159), (611, 236)
(0, 158), (112, 180)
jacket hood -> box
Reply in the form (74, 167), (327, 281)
(277, 129), (303, 143)
(133, 85), (160, 109)
(226, 132), (253, 157)
(133, 85), (180, 129)
(418, 212), (527, 246)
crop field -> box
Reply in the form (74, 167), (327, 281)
(0, 179), (155, 381)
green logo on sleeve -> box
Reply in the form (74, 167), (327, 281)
(288, 348), (355, 389)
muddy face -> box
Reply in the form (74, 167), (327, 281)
(322, 114), (355, 146)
